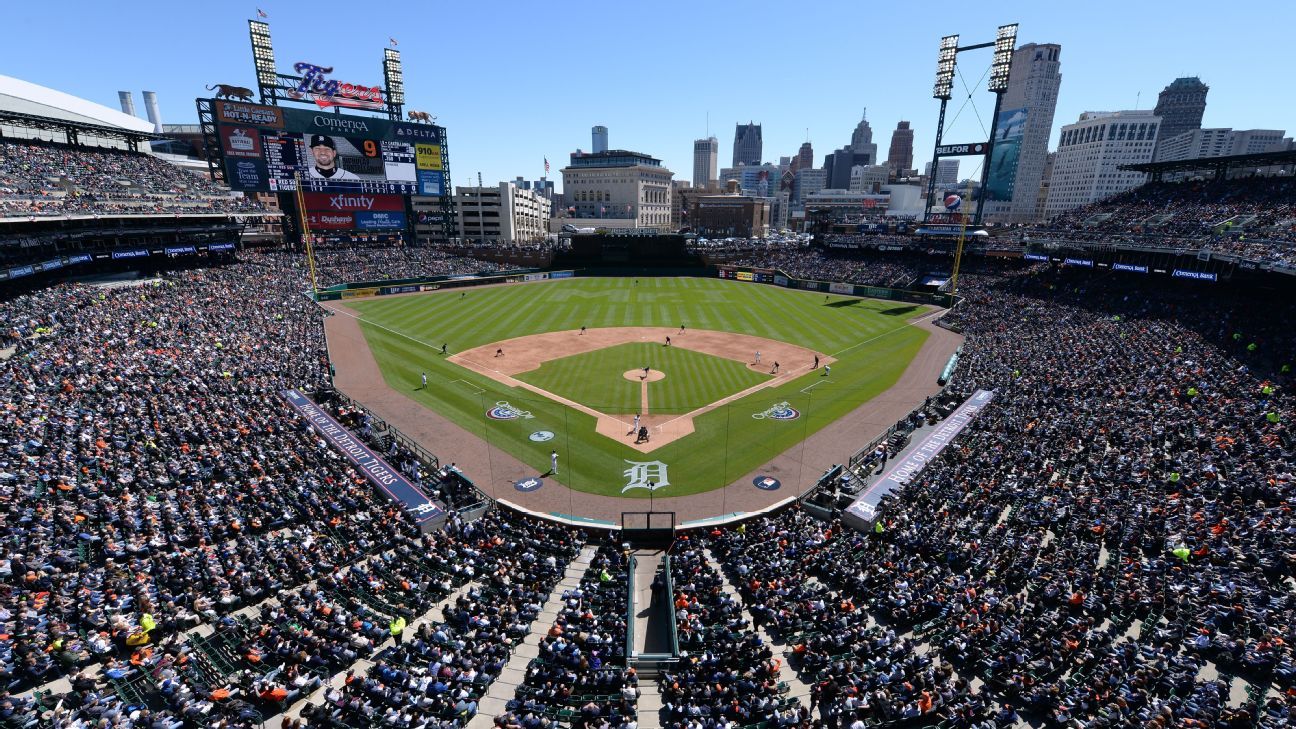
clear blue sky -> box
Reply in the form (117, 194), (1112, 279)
(2, 0), (1289, 191)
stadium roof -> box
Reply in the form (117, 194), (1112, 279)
(1119, 149), (1296, 175)
(0, 75), (156, 133)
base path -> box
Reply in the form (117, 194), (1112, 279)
(322, 298), (961, 526)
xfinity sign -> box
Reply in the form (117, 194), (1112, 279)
(934, 142), (989, 156)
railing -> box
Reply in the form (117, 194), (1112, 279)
(625, 555), (637, 661)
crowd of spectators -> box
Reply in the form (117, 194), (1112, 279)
(1025, 177), (1296, 266)
(311, 247), (507, 287)
(659, 537), (799, 728)
(502, 540), (637, 728)
(5, 208), (1296, 728)
(703, 264), (1296, 727)
(0, 140), (267, 218)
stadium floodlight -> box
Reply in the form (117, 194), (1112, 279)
(249, 20), (277, 89)
(933, 34), (958, 99)
(987, 23), (1018, 92)
(383, 48), (404, 107)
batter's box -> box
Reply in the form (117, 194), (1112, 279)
(450, 379), (486, 395)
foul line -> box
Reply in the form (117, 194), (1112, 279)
(450, 379), (486, 395)
(800, 380), (827, 394)
(828, 307), (946, 359)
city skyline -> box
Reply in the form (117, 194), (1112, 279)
(0, 0), (1289, 192)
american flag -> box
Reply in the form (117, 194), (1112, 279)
(256, 8), (268, 17)
(389, 37), (398, 47)
(544, 157), (550, 174)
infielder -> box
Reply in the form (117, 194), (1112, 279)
(550, 450), (559, 475)
(754, 351), (761, 365)
(822, 365), (831, 377)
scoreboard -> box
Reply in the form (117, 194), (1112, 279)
(213, 100), (445, 196)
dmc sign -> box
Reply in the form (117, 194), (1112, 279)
(934, 142), (989, 156)
(290, 62), (383, 110)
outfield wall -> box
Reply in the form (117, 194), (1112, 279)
(312, 269), (574, 301)
(714, 266), (956, 308)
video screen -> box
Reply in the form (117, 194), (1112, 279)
(214, 100), (445, 195)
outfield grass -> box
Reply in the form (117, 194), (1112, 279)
(346, 277), (930, 498)
(516, 342), (769, 414)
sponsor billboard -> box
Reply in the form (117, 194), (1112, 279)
(829, 281), (854, 295)
(1172, 269), (1218, 281)
(985, 107), (1026, 202)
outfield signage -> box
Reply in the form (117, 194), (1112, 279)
(1024, 253), (1050, 262)
(829, 282), (854, 295)
(1112, 262), (1149, 274)
(843, 389), (996, 528)
(281, 389), (444, 526)
(1063, 257), (1094, 268)
(1172, 269), (1218, 281)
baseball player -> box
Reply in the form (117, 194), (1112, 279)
(771, 361), (779, 374)
(813, 355), (820, 369)
(550, 450), (559, 475)
(580, 326), (586, 335)
(665, 336), (671, 347)
(441, 343), (448, 355)
(632, 413), (641, 434)
(754, 351), (761, 365)
(679, 324), (685, 334)
(495, 348), (504, 358)
(643, 365), (650, 379)
(420, 372), (427, 389)
(306, 135), (360, 181)
(822, 365), (831, 377)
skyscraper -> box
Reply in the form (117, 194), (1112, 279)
(693, 137), (719, 188)
(885, 121), (914, 176)
(793, 142), (814, 172)
(591, 125), (608, 154)
(1153, 77), (1209, 148)
(733, 123), (762, 166)
(849, 112), (874, 153)
(1045, 110), (1160, 216)
(825, 112), (878, 190)
(985, 42), (1062, 223)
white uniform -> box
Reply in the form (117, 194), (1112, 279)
(308, 165), (360, 181)
(550, 451), (559, 475)
(421, 373), (427, 388)
(633, 414), (641, 431)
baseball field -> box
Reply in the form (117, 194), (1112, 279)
(338, 277), (931, 498)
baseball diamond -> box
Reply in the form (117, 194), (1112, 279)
(324, 276), (959, 521)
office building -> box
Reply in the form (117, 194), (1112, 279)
(793, 168), (827, 204)
(1045, 110), (1160, 216)
(455, 182), (552, 243)
(885, 121), (914, 177)
(1155, 128), (1288, 162)
(689, 195), (770, 238)
(927, 159), (960, 186)
(591, 125), (608, 154)
(850, 165), (890, 193)
(792, 141), (814, 172)
(1153, 77), (1208, 149)
(824, 112), (879, 189)
(560, 149), (674, 229)
(733, 122), (762, 166)
(984, 43), (1062, 223)
(693, 137), (718, 188)
(718, 163), (782, 197)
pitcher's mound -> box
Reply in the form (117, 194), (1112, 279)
(624, 369), (665, 382)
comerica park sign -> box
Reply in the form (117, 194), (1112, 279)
(934, 142), (989, 156)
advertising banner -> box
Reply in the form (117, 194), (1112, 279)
(111, 249), (149, 260)
(307, 212), (356, 230)
(416, 170), (444, 196)
(1172, 269), (1218, 281)
(773, 275), (789, 287)
(1112, 262), (1149, 273)
(1024, 253), (1051, 262)
(304, 192), (405, 212)
(1063, 257), (1094, 267)
(829, 281), (854, 295)
(164, 246), (196, 256)
(736, 271), (754, 281)
(354, 211), (406, 230)
(985, 108), (1027, 201)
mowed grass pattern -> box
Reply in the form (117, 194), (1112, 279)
(516, 342), (769, 414)
(346, 277), (931, 498)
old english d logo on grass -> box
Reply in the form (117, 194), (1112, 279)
(622, 460), (669, 493)
(486, 401), (534, 420)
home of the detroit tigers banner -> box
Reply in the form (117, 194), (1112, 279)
(282, 389), (445, 529)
